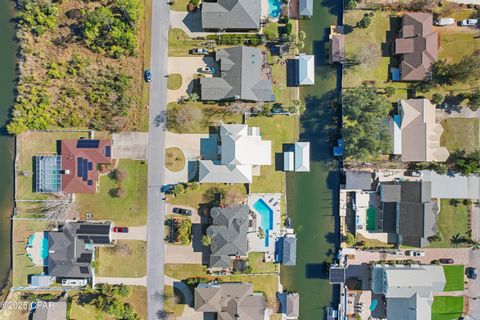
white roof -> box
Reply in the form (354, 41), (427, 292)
(294, 142), (310, 172)
(390, 115), (402, 155)
(221, 124), (271, 166)
(298, 54), (315, 85)
(422, 170), (480, 199)
(284, 151), (294, 171)
(199, 160), (252, 183)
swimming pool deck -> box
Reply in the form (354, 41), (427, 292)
(247, 193), (282, 262)
(26, 231), (46, 266)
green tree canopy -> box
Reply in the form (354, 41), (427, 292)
(17, 0), (59, 36)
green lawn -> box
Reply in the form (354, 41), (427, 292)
(164, 263), (278, 308)
(165, 285), (186, 317)
(167, 73), (183, 90)
(170, 0), (190, 11)
(270, 57), (299, 106)
(75, 160), (148, 226)
(247, 115), (298, 193)
(168, 28), (205, 57)
(443, 265), (465, 292)
(12, 220), (51, 286)
(167, 102), (243, 134)
(96, 241), (147, 277)
(432, 296), (464, 320)
(429, 199), (468, 248)
(248, 252), (278, 274)
(440, 118), (479, 153)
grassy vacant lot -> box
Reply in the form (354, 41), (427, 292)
(165, 285), (185, 317)
(270, 57), (299, 106)
(164, 263), (279, 307)
(12, 220), (51, 286)
(247, 115), (298, 193)
(429, 199), (468, 248)
(442, 265), (465, 292)
(169, 28), (205, 57)
(75, 160), (147, 226)
(440, 118), (479, 153)
(165, 147), (186, 172)
(16, 131), (91, 200)
(432, 296), (464, 320)
(167, 102), (243, 133)
(167, 73), (183, 90)
(69, 286), (147, 319)
(96, 241), (147, 277)
(248, 252), (278, 274)
(168, 183), (247, 209)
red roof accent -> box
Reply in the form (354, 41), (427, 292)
(61, 140), (112, 194)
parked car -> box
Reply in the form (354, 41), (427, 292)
(199, 66), (215, 74)
(439, 258), (454, 264)
(113, 227), (129, 233)
(406, 250), (425, 257)
(172, 207), (192, 216)
(461, 19), (478, 26)
(404, 170), (422, 177)
(191, 48), (209, 55)
(161, 184), (175, 193)
(466, 267), (478, 280)
(434, 18), (455, 26)
(144, 69), (152, 82)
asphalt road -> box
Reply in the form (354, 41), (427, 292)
(146, 0), (169, 318)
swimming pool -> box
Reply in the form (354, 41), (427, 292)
(268, 0), (281, 18)
(40, 233), (48, 260)
(253, 199), (274, 247)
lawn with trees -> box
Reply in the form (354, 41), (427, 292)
(342, 84), (392, 161)
(428, 199), (468, 248)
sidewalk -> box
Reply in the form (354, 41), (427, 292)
(95, 276), (147, 287)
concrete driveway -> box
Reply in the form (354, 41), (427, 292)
(350, 248), (470, 265)
(112, 225), (147, 241)
(170, 11), (209, 37)
(112, 132), (148, 160)
(167, 56), (217, 103)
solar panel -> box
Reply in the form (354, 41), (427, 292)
(82, 159), (88, 181)
(79, 266), (90, 274)
(77, 157), (83, 177)
(77, 140), (100, 149)
(105, 146), (111, 157)
(87, 162), (93, 170)
(77, 253), (92, 263)
(87, 180), (93, 186)
(78, 224), (111, 234)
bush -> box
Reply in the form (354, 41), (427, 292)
(17, 0), (59, 36)
(463, 199), (473, 206)
(345, 0), (357, 9)
(344, 232), (355, 246)
(384, 86), (396, 97)
(357, 13), (373, 29)
(190, 0), (200, 6)
(286, 22), (293, 35)
(431, 93), (445, 104)
(176, 219), (192, 244)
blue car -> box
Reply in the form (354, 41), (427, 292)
(144, 69), (152, 82)
(161, 184), (174, 193)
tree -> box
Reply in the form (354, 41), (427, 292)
(449, 199), (461, 207)
(173, 183), (185, 195)
(342, 84), (392, 161)
(202, 186), (225, 205)
(463, 199), (473, 206)
(427, 161), (448, 175)
(431, 93), (445, 105)
(384, 86), (396, 97)
(357, 14), (373, 29)
(450, 233), (466, 247)
(288, 99), (306, 115)
(189, 92), (199, 102)
(167, 106), (202, 132)
(201, 235), (212, 246)
(286, 22), (293, 35)
(345, 0), (357, 9)
(17, 0), (59, 36)
(110, 168), (128, 182)
(344, 232), (355, 246)
(189, 182), (200, 191)
(467, 90), (480, 111)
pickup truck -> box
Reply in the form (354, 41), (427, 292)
(434, 18), (455, 26)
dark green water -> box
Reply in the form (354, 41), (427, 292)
(280, 1), (340, 319)
(0, 0), (16, 289)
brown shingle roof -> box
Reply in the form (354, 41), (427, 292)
(61, 139), (112, 194)
(395, 13), (439, 81)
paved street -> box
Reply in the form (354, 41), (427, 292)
(146, 0), (169, 318)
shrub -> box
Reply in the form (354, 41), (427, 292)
(431, 93), (445, 104)
(384, 86), (396, 97)
(345, 0), (357, 9)
(190, 0), (200, 6)
(286, 22), (293, 35)
(17, 0), (59, 36)
(344, 232), (356, 246)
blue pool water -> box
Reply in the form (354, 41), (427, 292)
(268, 0), (281, 18)
(253, 199), (273, 247)
(27, 235), (34, 247)
(370, 299), (379, 311)
(40, 233), (48, 260)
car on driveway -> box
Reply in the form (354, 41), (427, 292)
(467, 267), (478, 280)
(113, 227), (129, 233)
(191, 48), (209, 55)
(439, 258), (454, 264)
(199, 66), (215, 74)
(144, 69), (152, 82)
(461, 19), (478, 26)
(172, 207), (192, 216)
(406, 250), (425, 257)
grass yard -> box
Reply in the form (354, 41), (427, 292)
(247, 115), (298, 193)
(12, 220), (51, 286)
(356, 233), (394, 248)
(428, 199), (468, 248)
(165, 285), (185, 317)
(96, 241), (147, 277)
(248, 252), (278, 274)
(165, 147), (186, 172)
(170, 0), (190, 11)
(432, 296), (464, 320)
(169, 28), (205, 57)
(167, 102), (243, 133)
(167, 73), (183, 90)
(440, 118), (479, 153)
(270, 57), (299, 106)
(75, 160), (148, 226)
(442, 265), (465, 292)
(164, 263), (278, 308)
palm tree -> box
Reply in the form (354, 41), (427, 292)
(201, 235), (212, 246)
(450, 233), (466, 247)
(469, 240), (480, 250)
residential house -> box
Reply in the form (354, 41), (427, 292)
(199, 124), (271, 184)
(47, 221), (112, 282)
(58, 139), (112, 194)
(390, 99), (449, 162)
(31, 300), (67, 320)
(200, 46), (274, 102)
(207, 205), (249, 270)
(278, 292), (300, 320)
(393, 13), (438, 81)
(278, 235), (297, 266)
(201, 0), (260, 31)
(284, 142), (310, 172)
(371, 264), (446, 320)
(194, 282), (267, 319)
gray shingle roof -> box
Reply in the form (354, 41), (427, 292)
(207, 206), (249, 268)
(32, 301), (67, 320)
(282, 236), (297, 266)
(201, 0), (260, 30)
(201, 46), (274, 102)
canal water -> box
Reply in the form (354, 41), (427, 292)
(0, 0), (17, 291)
(280, 0), (340, 319)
